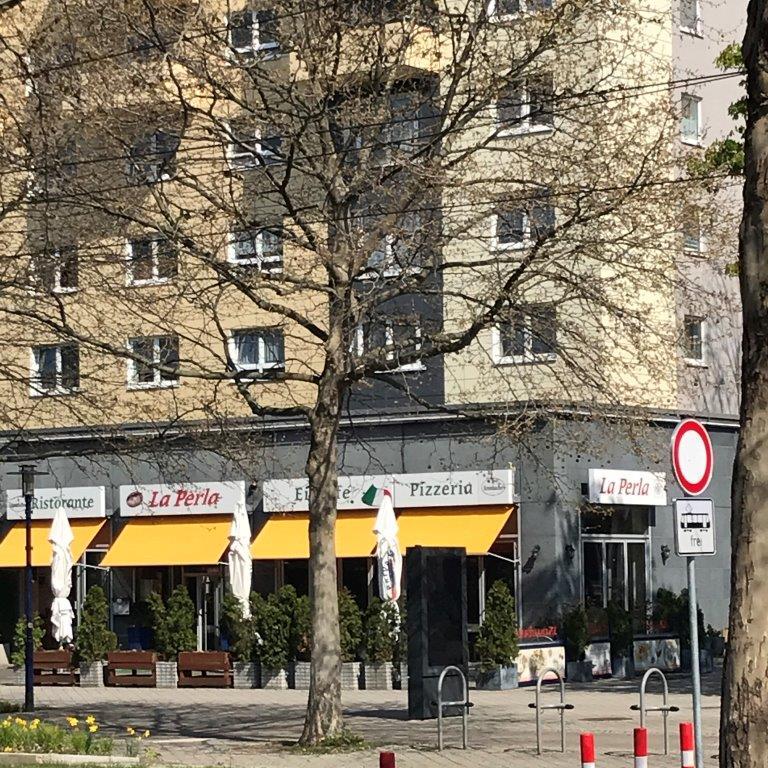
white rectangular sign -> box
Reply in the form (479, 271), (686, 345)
(674, 498), (715, 556)
(588, 468), (667, 506)
(119, 481), (245, 517)
(6, 486), (106, 520)
(263, 469), (515, 512)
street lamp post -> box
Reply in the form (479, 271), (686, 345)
(20, 465), (36, 712)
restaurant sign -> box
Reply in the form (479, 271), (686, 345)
(6, 486), (106, 520)
(119, 481), (245, 517)
(263, 469), (515, 513)
(587, 468), (667, 506)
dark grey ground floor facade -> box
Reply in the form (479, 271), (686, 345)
(0, 414), (737, 651)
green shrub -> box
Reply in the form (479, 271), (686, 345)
(76, 586), (117, 663)
(220, 593), (255, 662)
(562, 604), (589, 662)
(652, 588), (704, 650)
(251, 593), (290, 669)
(275, 585), (301, 661)
(0, 714), (112, 755)
(294, 595), (312, 661)
(606, 601), (633, 658)
(475, 580), (519, 670)
(338, 588), (362, 663)
(10, 615), (43, 668)
(146, 587), (196, 660)
(363, 598), (395, 664)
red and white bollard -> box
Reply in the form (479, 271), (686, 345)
(679, 723), (695, 768)
(580, 732), (596, 768)
(379, 752), (396, 768)
(634, 727), (648, 768)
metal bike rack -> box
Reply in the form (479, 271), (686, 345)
(630, 667), (679, 755)
(436, 665), (472, 750)
(527, 667), (574, 755)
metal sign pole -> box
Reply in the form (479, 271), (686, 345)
(687, 556), (703, 768)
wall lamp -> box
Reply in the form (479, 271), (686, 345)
(661, 544), (671, 564)
(565, 544), (576, 562)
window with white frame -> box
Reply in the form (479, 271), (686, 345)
(682, 210), (704, 255)
(30, 343), (80, 395)
(680, 0), (701, 33)
(358, 318), (424, 372)
(493, 304), (556, 363)
(127, 335), (179, 388)
(681, 94), (702, 144)
(226, 120), (281, 170)
(127, 130), (180, 184)
(228, 225), (284, 270)
(494, 192), (555, 248)
(683, 315), (705, 362)
(364, 211), (425, 275)
(488, 0), (552, 18)
(127, 236), (177, 284)
(497, 74), (554, 133)
(31, 246), (78, 292)
(227, 9), (279, 55)
(229, 328), (285, 375)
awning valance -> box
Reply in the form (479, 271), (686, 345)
(251, 505), (514, 560)
(101, 515), (230, 567)
(0, 520), (105, 568)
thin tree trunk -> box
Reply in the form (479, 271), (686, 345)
(721, 2), (768, 765)
(300, 369), (344, 744)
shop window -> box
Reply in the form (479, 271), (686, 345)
(283, 560), (309, 596)
(581, 506), (649, 535)
(252, 561), (276, 596)
(340, 558), (369, 608)
(30, 343), (80, 395)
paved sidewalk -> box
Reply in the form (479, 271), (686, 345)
(0, 670), (723, 767)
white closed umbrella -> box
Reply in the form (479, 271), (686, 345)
(228, 501), (252, 618)
(49, 507), (75, 644)
(373, 489), (402, 603)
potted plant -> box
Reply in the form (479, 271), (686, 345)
(76, 586), (117, 687)
(147, 587), (196, 687)
(652, 588), (707, 672)
(10, 615), (43, 685)
(221, 593), (257, 688)
(607, 601), (634, 679)
(563, 604), (592, 682)
(475, 581), (519, 690)
(362, 598), (396, 689)
(292, 594), (312, 689)
(251, 592), (290, 689)
(338, 587), (362, 690)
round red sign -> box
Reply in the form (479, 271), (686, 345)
(671, 419), (713, 496)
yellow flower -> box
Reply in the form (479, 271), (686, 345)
(66, 717), (78, 728)
(85, 715), (96, 726)
(3, 746), (12, 752)
(29, 721), (38, 731)
(143, 730), (150, 739)
(89, 725), (99, 733)
(126, 727), (136, 736)
(13, 718), (25, 727)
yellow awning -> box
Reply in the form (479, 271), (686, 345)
(101, 515), (230, 567)
(0, 520), (105, 568)
(251, 506), (513, 559)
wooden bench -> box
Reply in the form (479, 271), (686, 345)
(106, 650), (157, 687)
(33, 649), (76, 685)
(178, 651), (232, 688)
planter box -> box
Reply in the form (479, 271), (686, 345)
(79, 661), (104, 688)
(261, 667), (288, 690)
(566, 660), (593, 683)
(341, 661), (361, 690)
(392, 662), (408, 690)
(232, 661), (258, 689)
(155, 660), (178, 689)
(610, 655), (635, 680)
(293, 661), (311, 690)
(364, 662), (393, 690)
(0, 753), (139, 766)
(10, 667), (24, 686)
(476, 663), (518, 690)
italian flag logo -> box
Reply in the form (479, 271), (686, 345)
(362, 484), (391, 506)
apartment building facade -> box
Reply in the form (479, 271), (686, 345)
(0, 0), (742, 651)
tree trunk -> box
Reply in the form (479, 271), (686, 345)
(721, 3), (768, 766)
(300, 372), (344, 744)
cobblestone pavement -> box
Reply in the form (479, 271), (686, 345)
(0, 669), (723, 768)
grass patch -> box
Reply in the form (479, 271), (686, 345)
(291, 730), (371, 754)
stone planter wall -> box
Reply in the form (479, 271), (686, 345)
(11, 667), (24, 686)
(155, 661), (178, 689)
(79, 661), (104, 688)
(293, 661), (311, 690)
(232, 661), (258, 689)
(394, 662), (408, 690)
(364, 662), (393, 690)
(341, 662), (361, 690)
(476, 663), (518, 690)
(566, 660), (593, 683)
(261, 667), (288, 690)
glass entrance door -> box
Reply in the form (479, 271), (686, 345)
(582, 539), (649, 615)
(184, 574), (223, 650)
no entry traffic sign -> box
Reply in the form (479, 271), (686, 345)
(671, 419), (713, 496)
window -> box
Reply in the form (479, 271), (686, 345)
(680, 0), (701, 33)
(228, 225), (283, 270)
(227, 9), (279, 55)
(488, 0), (552, 17)
(127, 335), (179, 388)
(31, 247), (78, 292)
(358, 318), (424, 372)
(127, 130), (180, 184)
(497, 74), (554, 134)
(30, 344), (79, 395)
(493, 304), (556, 363)
(363, 211), (425, 276)
(683, 315), (705, 363)
(127, 237), (177, 284)
(682, 211), (703, 255)
(681, 94), (701, 144)
(226, 121), (281, 170)
(494, 192), (555, 248)
(229, 328), (285, 375)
